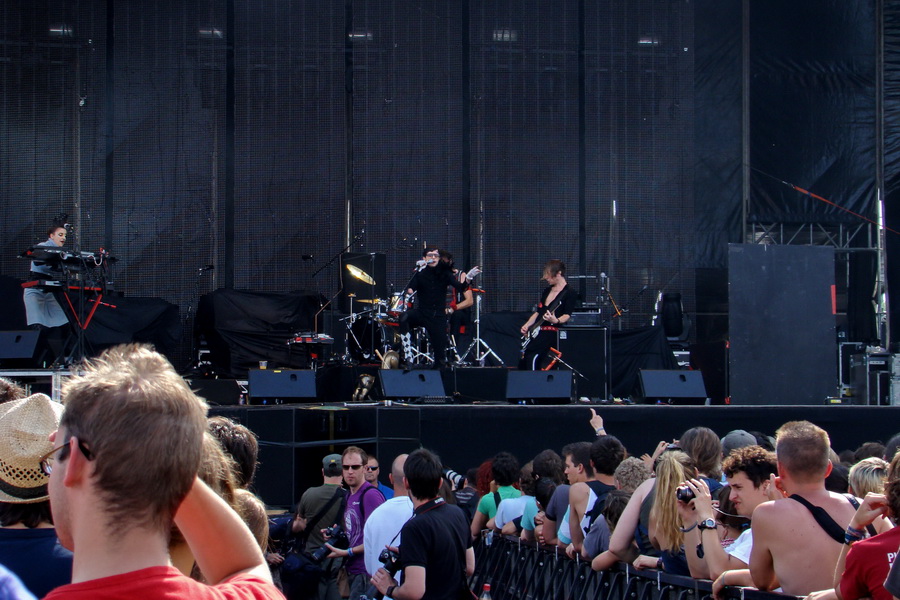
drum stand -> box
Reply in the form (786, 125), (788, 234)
(458, 291), (504, 367)
(406, 327), (434, 366)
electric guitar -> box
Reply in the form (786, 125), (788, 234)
(521, 290), (568, 353)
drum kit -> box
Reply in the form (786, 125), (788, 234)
(340, 263), (501, 368)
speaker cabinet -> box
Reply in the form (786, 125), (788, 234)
(380, 370), (446, 399)
(639, 370), (708, 405)
(556, 327), (610, 399)
(506, 371), (573, 404)
(0, 330), (40, 360)
(248, 369), (317, 404)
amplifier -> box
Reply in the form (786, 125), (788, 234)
(567, 312), (603, 327)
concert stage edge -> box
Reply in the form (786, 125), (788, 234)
(208, 391), (900, 510)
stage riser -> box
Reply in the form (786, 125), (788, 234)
(211, 404), (900, 510)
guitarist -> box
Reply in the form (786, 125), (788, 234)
(519, 259), (576, 370)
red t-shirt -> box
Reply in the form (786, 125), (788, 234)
(43, 566), (284, 600)
(840, 526), (900, 600)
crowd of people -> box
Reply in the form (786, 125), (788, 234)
(2, 348), (900, 600)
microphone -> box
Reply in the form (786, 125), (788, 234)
(638, 285), (648, 295)
(199, 265), (215, 272)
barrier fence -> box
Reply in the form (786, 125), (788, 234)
(470, 535), (797, 600)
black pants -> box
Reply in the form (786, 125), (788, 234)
(399, 308), (449, 366)
(519, 329), (557, 370)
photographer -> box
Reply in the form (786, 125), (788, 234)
(371, 449), (475, 600)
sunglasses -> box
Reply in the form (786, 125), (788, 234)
(39, 438), (93, 476)
(343, 464), (363, 471)
(365, 466), (379, 472)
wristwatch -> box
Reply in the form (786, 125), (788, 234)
(697, 518), (717, 531)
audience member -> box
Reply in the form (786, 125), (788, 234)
(453, 468), (479, 524)
(495, 462), (536, 535)
(680, 427), (723, 493)
(519, 450), (565, 543)
(721, 430), (756, 459)
(568, 435), (624, 556)
(0, 378), (26, 404)
(543, 442), (592, 548)
(366, 455), (394, 500)
(848, 456), (889, 498)
(0, 393), (72, 598)
(470, 451), (520, 539)
(41, 344), (280, 600)
(826, 462), (851, 494)
(613, 457), (651, 494)
(747, 431), (775, 452)
(679, 445), (776, 582)
(749, 420), (859, 596)
(854, 442), (886, 464)
(207, 415), (259, 489)
(363, 455), (412, 597)
(883, 433), (900, 463)
(326, 446), (385, 599)
(646, 451), (697, 575)
(521, 477), (558, 544)
(290, 453), (345, 600)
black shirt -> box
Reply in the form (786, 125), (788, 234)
(399, 498), (472, 600)
(409, 264), (468, 312)
(536, 284), (576, 323)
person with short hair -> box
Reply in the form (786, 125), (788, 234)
(42, 344), (281, 600)
(370, 449), (474, 600)
(326, 446), (385, 599)
(0, 393), (72, 598)
(519, 259), (576, 370)
(848, 456), (889, 498)
(469, 451), (521, 540)
(749, 421), (859, 596)
(365, 455), (394, 500)
(363, 454), (412, 597)
(568, 435), (624, 557)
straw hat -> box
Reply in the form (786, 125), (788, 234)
(0, 393), (64, 503)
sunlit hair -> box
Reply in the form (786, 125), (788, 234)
(849, 456), (889, 497)
(775, 421), (831, 482)
(0, 378), (26, 404)
(614, 457), (652, 493)
(723, 445), (777, 488)
(342, 446), (369, 467)
(650, 450), (696, 553)
(207, 416), (258, 489)
(680, 427), (723, 480)
(60, 344), (207, 533)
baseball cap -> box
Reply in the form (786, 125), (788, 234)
(323, 454), (342, 469)
(721, 429), (757, 457)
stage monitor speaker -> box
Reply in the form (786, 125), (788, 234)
(248, 369), (317, 404)
(0, 330), (40, 359)
(506, 371), (573, 404)
(380, 370), (446, 400)
(639, 369), (708, 405)
(188, 379), (243, 406)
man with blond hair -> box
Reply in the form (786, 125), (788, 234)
(749, 421), (857, 596)
(42, 344), (281, 599)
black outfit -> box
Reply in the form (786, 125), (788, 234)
(448, 272), (473, 360)
(402, 263), (469, 367)
(519, 284), (576, 370)
(397, 498), (472, 600)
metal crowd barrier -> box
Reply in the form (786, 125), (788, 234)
(470, 535), (797, 600)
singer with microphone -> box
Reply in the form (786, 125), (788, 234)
(519, 259), (576, 370)
(399, 247), (479, 369)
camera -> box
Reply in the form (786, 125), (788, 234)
(311, 525), (349, 563)
(675, 485), (695, 503)
(443, 467), (464, 490)
(379, 547), (401, 575)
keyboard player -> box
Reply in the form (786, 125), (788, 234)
(23, 225), (69, 329)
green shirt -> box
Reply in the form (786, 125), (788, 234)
(476, 485), (522, 519)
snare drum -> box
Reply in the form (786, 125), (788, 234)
(388, 293), (411, 316)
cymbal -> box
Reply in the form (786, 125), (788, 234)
(354, 298), (383, 304)
(345, 264), (376, 285)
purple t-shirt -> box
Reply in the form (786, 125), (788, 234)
(343, 482), (385, 574)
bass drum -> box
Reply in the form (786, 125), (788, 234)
(348, 319), (397, 362)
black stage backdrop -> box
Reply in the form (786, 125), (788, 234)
(0, 0), (888, 371)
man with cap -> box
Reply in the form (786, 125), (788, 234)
(0, 393), (73, 598)
(721, 430), (757, 459)
(291, 453), (347, 600)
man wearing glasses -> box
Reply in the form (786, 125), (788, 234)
(400, 247), (479, 369)
(365, 456), (394, 500)
(325, 446), (385, 599)
(42, 344), (281, 600)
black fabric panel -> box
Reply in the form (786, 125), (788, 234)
(197, 289), (321, 378)
(884, 1), (900, 347)
(846, 252), (878, 343)
(749, 0), (877, 222)
(81, 296), (181, 360)
(609, 325), (678, 398)
(693, 0), (742, 268)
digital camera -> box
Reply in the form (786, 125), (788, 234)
(311, 525), (349, 562)
(675, 485), (695, 503)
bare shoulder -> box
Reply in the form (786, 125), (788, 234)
(569, 482), (588, 499)
(634, 477), (655, 500)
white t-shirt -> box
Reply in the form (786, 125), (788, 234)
(363, 495), (414, 581)
(725, 528), (753, 565)
(495, 496), (535, 530)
